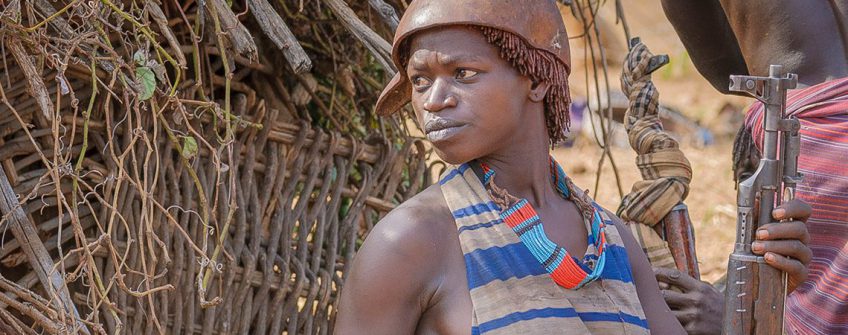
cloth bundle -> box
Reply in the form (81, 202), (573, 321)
(617, 41), (693, 270)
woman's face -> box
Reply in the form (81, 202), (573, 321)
(405, 26), (536, 164)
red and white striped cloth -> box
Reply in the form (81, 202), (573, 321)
(745, 77), (848, 335)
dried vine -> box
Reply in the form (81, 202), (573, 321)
(0, 0), (426, 334)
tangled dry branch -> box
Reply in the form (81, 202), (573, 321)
(0, 0), (428, 334)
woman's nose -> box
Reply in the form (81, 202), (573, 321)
(422, 79), (458, 113)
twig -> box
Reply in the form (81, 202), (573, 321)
(248, 0), (312, 73)
(323, 0), (395, 74)
(0, 284), (62, 334)
(205, 0), (259, 61)
(7, 37), (53, 121)
(0, 164), (90, 334)
(24, 0), (81, 32)
(100, 0), (183, 96)
(368, 0), (399, 32)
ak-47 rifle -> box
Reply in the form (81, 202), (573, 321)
(723, 65), (802, 335)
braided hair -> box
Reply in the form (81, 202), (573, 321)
(732, 124), (761, 184)
(478, 27), (572, 146)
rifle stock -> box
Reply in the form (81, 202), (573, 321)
(723, 65), (800, 335)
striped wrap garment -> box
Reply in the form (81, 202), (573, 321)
(439, 161), (649, 334)
(744, 77), (848, 334)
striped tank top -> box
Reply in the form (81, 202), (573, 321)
(439, 160), (649, 335)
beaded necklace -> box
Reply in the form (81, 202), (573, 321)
(478, 158), (609, 289)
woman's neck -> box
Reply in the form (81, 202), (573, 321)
(479, 134), (558, 209)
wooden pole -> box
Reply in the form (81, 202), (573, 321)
(248, 0), (313, 73)
(0, 165), (90, 335)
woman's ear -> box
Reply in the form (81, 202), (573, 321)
(529, 81), (550, 102)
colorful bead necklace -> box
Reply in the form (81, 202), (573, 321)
(478, 158), (609, 289)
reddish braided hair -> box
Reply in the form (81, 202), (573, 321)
(478, 26), (572, 146)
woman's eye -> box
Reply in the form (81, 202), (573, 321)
(456, 69), (478, 80)
(412, 76), (432, 88)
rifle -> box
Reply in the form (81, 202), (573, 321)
(723, 65), (801, 335)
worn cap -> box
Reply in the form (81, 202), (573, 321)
(375, 0), (571, 116)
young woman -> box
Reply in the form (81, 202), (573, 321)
(335, 1), (811, 334)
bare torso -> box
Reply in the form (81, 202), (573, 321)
(662, 0), (848, 90)
(336, 177), (682, 334)
(408, 185), (470, 335)
(719, 0), (848, 85)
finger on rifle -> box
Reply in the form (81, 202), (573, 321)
(763, 252), (808, 278)
(756, 221), (810, 244)
(751, 240), (812, 264)
(773, 199), (812, 221)
(661, 289), (696, 308)
(654, 267), (702, 291)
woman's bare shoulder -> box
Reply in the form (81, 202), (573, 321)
(371, 183), (455, 249)
(336, 184), (460, 333)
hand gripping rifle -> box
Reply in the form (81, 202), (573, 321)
(723, 65), (801, 335)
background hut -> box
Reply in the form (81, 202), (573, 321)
(0, 0), (430, 334)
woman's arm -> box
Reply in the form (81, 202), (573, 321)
(660, 0), (749, 94)
(614, 222), (687, 334)
(334, 205), (440, 335)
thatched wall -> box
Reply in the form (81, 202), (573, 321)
(0, 0), (430, 334)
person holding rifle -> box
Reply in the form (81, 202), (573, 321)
(659, 1), (848, 333)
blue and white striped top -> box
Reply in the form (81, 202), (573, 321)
(439, 161), (650, 334)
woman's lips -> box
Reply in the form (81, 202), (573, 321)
(425, 118), (467, 142)
(426, 124), (467, 142)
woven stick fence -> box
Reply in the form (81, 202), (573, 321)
(0, 0), (430, 334)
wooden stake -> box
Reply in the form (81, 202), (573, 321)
(0, 164), (90, 335)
